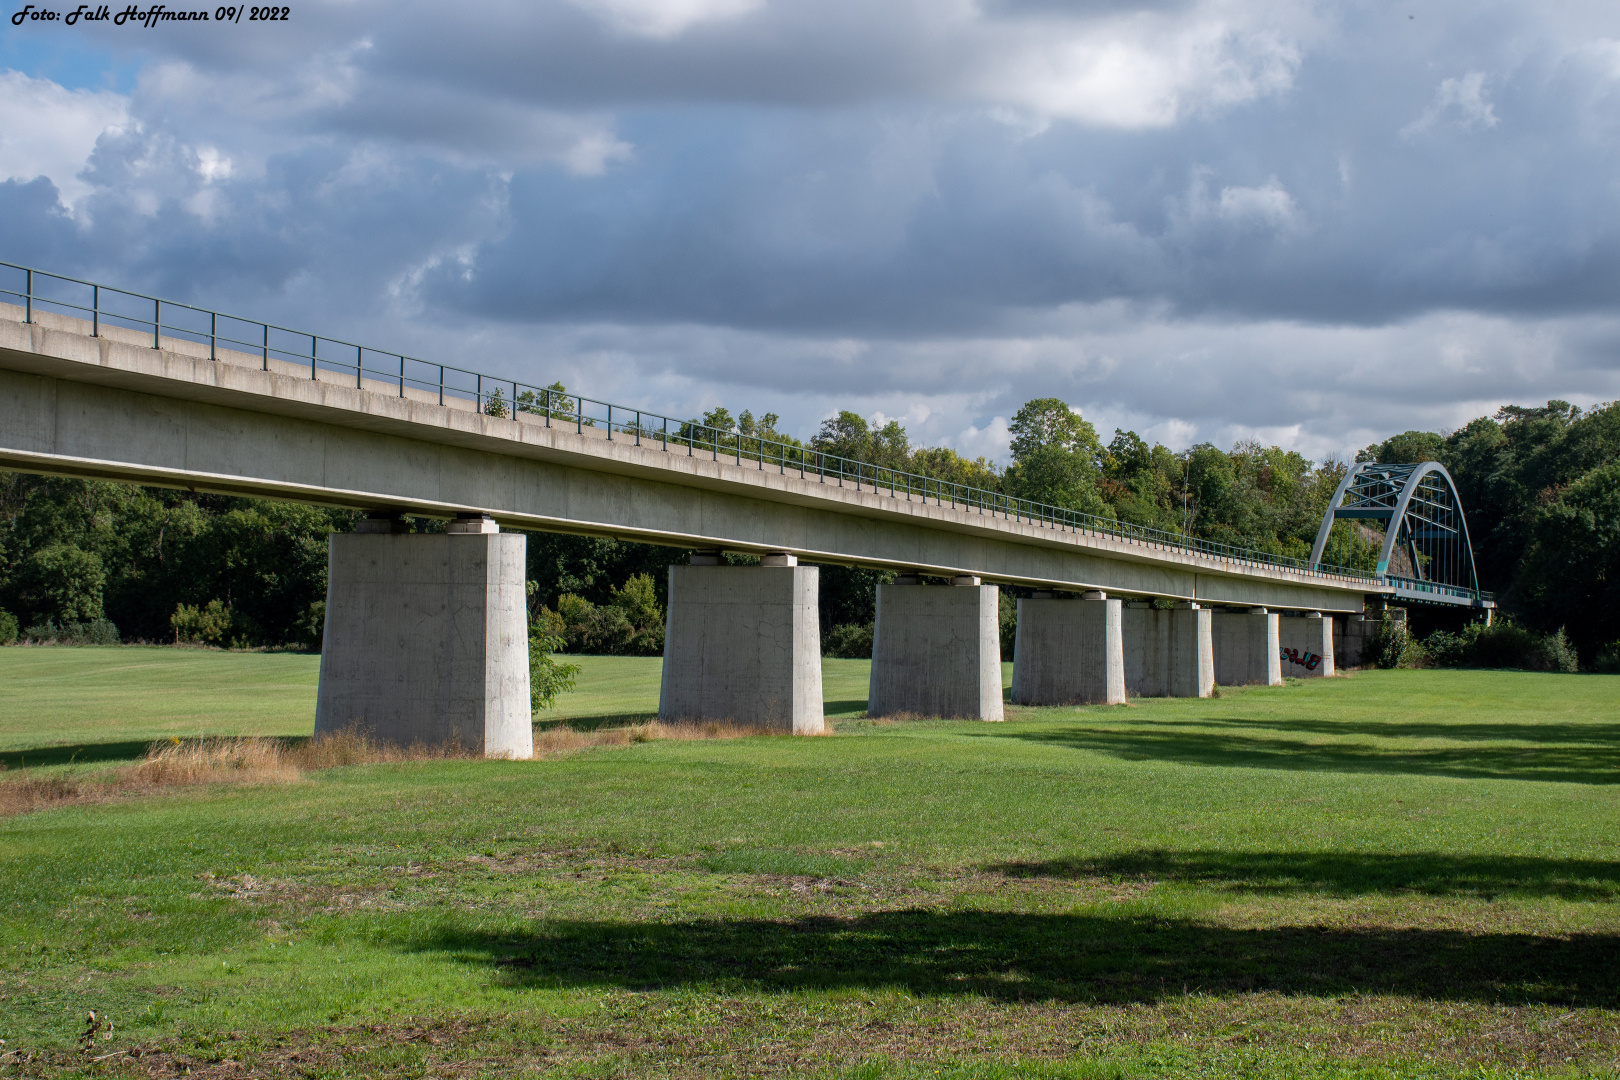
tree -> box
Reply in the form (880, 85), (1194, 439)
(1002, 399), (1109, 516)
(18, 543), (105, 624)
(1007, 398), (1103, 463)
(812, 411), (911, 472)
(1514, 461), (1620, 659)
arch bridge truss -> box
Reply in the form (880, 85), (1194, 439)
(1309, 462), (1494, 609)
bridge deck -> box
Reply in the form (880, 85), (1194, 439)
(0, 301), (1394, 612)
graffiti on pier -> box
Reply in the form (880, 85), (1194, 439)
(1280, 647), (1322, 672)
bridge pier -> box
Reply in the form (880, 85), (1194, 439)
(1280, 612), (1335, 678)
(1010, 592), (1124, 705)
(1212, 608), (1283, 687)
(659, 555), (825, 733)
(315, 516), (533, 757)
(869, 577), (1003, 720)
(1122, 602), (1215, 698)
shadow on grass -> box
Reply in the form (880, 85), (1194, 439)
(987, 849), (1620, 901)
(412, 911), (1619, 1005)
(1183, 716), (1620, 746)
(823, 698), (869, 717)
(0, 740), (171, 770)
(983, 724), (1620, 784)
(0, 736), (320, 771)
(534, 713), (658, 732)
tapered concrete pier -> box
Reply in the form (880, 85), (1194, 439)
(1010, 592), (1125, 705)
(659, 555), (825, 733)
(1122, 602), (1215, 698)
(1280, 612), (1335, 678)
(869, 578), (1003, 720)
(315, 516), (533, 757)
(1212, 608), (1283, 687)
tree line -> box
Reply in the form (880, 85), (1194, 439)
(1, 394), (1615, 663)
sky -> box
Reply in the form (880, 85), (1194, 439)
(2, 0), (1618, 465)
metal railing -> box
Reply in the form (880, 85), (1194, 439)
(1384, 575), (1494, 605)
(0, 260), (1386, 585)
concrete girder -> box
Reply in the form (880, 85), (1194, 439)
(0, 307), (1376, 612)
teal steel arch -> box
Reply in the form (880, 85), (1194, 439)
(1309, 461), (1482, 596)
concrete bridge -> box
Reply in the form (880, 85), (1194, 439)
(0, 265), (1462, 754)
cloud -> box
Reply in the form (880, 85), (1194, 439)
(0, 70), (129, 210)
(4, 0), (1620, 470)
(567, 0), (765, 38)
(1400, 71), (1499, 139)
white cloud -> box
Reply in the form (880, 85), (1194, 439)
(561, 131), (636, 175)
(567, 0), (763, 37)
(1401, 71), (1500, 140)
(973, 5), (1309, 127)
(0, 70), (129, 210)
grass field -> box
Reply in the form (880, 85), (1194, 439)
(0, 647), (1617, 1077)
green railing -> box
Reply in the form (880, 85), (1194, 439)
(0, 260), (1383, 585)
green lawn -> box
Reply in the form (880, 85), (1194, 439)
(0, 647), (1617, 1077)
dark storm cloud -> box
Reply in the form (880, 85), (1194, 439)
(3, 0), (1618, 459)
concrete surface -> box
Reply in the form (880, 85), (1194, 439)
(0, 303), (1377, 613)
(315, 531), (532, 758)
(1280, 613), (1335, 678)
(1213, 609), (1283, 687)
(1011, 596), (1125, 705)
(659, 564), (825, 733)
(1122, 604), (1215, 698)
(869, 582), (1004, 720)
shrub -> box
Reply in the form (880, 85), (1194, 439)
(529, 629), (581, 712)
(550, 577), (665, 656)
(296, 601), (326, 652)
(1367, 615), (1423, 669)
(1422, 620), (1581, 673)
(1423, 625), (1478, 668)
(1537, 628), (1581, 674)
(22, 618), (120, 645)
(171, 600), (233, 645)
(1595, 641), (1620, 674)
(825, 623), (874, 659)
(0, 610), (16, 646)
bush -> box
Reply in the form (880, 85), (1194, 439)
(1423, 625), (1478, 668)
(1367, 615), (1423, 669)
(297, 601), (326, 652)
(529, 629), (581, 712)
(171, 599), (234, 645)
(548, 575), (665, 656)
(1595, 641), (1620, 674)
(0, 610), (16, 646)
(22, 618), (120, 645)
(1538, 628), (1581, 674)
(824, 623), (873, 659)
(1422, 620), (1581, 673)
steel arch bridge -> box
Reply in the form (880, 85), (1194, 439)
(1309, 461), (1494, 609)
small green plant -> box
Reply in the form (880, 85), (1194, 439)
(171, 600), (234, 645)
(529, 628), (581, 712)
(0, 610), (17, 646)
(1595, 640), (1620, 674)
(484, 387), (510, 418)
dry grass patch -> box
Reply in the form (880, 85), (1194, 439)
(0, 721), (787, 819)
